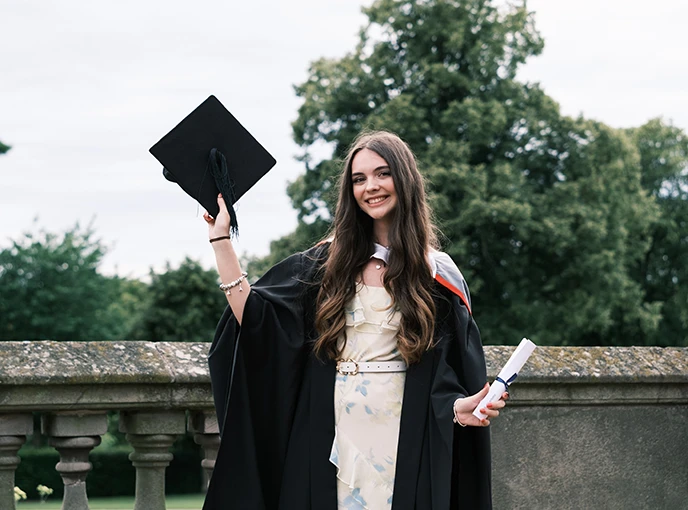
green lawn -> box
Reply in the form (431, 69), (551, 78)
(19, 494), (205, 509)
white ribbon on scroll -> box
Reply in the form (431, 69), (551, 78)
(473, 338), (537, 420)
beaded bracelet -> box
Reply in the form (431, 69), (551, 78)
(219, 272), (248, 296)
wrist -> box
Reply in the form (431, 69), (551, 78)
(209, 234), (231, 243)
(453, 398), (467, 427)
(211, 239), (236, 255)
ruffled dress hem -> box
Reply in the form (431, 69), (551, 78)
(329, 429), (394, 509)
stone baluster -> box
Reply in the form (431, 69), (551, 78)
(0, 414), (33, 510)
(41, 411), (107, 510)
(188, 410), (220, 489)
(120, 411), (186, 510)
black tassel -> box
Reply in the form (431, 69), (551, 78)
(208, 148), (239, 238)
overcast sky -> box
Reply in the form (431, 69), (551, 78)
(1, 0), (686, 279)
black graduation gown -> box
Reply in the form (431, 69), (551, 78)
(203, 243), (492, 510)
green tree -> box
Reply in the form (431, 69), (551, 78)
(0, 224), (130, 341)
(0, 140), (10, 155)
(129, 258), (226, 342)
(626, 119), (688, 346)
(260, 0), (677, 346)
(106, 277), (150, 340)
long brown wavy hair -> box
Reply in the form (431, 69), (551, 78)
(313, 131), (439, 365)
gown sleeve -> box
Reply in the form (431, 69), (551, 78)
(430, 254), (486, 437)
(205, 250), (320, 510)
(448, 294), (492, 509)
(429, 255), (492, 509)
(208, 252), (308, 433)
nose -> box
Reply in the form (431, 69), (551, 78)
(365, 177), (380, 193)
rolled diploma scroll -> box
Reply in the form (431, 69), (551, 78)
(473, 338), (537, 420)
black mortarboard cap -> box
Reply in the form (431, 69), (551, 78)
(149, 95), (277, 237)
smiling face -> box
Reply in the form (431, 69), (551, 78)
(351, 148), (398, 225)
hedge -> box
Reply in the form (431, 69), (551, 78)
(15, 436), (202, 500)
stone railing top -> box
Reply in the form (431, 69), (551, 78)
(485, 345), (687, 383)
(0, 341), (210, 385)
(0, 341), (686, 386)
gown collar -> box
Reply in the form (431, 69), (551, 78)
(371, 243), (438, 277)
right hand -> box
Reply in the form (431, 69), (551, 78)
(453, 383), (509, 427)
(203, 194), (231, 240)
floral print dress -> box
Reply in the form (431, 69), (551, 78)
(329, 284), (405, 510)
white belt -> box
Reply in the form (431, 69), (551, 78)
(336, 359), (407, 375)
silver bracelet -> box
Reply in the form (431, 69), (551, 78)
(219, 272), (248, 296)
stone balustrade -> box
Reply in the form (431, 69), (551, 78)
(0, 341), (216, 510)
(0, 341), (686, 510)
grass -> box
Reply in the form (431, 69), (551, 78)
(19, 493), (205, 509)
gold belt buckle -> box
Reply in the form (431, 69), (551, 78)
(336, 358), (359, 376)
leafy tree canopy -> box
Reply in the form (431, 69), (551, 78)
(0, 223), (138, 341)
(129, 258), (226, 342)
(258, 0), (686, 347)
(0, 140), (10, 155)
(0, 224), (228, 343)
(625, 119), (688, 345)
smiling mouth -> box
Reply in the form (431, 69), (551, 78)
(366, 196), (388, 206)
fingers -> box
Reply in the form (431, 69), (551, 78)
(456, 411), (491, 427)
(458, 383), (509, 427)
(480, 407), (500, 419)
(203, 212), (214, 224)
(217, 193), (228, 212)
(478, 398), (505, 422)
(471, 383), (490, 402)
(487, 400), (506, 410)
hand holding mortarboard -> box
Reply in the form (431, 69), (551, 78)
(149, 95), (277, 237)
(203, 193), (233, 242)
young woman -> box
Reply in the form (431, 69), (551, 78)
(202, 131), (507, 510)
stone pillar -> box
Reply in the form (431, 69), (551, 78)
(0, 414), (33, 510)
(41, 412), (107, 510)
(120, 411), (186, 510)
(188, 410), (220, 489)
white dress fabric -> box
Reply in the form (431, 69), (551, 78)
(329, 284), (405, 510)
